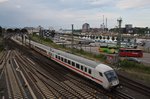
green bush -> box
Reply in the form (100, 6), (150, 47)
(94, 54), (106, 60)
(43, 38), (53, 43)
(32, 35), (53, 43)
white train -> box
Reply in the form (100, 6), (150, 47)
(14, 37), (119, 90)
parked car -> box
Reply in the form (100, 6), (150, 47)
(126, 57), (141, 63)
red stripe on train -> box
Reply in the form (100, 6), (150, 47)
(51, 57), (103, 83)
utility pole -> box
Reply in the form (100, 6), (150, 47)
(105, 18), (107, 31)
(116, 18), (122, 66)
(103, 15), (105, 33)
(29, 28), (32, 47)
(117, 18), (122, 48)
(71, 24), (74, 53)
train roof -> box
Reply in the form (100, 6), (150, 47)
(53, 49), (113, 72)
(31, 41), (111, 70)
(96, 64), (113, 73)
(53, 49), (99, 68)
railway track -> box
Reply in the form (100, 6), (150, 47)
(31, 54), (110, 98)
(4, 51), (25, 99)
(17, 51), (100, 98)
(0, 51), (6, 65)
(25, 49), (135, 99)
(15, 51), (80, 98)
(119, 74), (150, 97)
(13, 45), (113, 98)
(113, 90), (135, 99)
(0, 51), (8, 79)
(14, 51), (56, 98)
(9, 38), (149, 99)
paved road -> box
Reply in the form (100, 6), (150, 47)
(140, 53), (150, 65)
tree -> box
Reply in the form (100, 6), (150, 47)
(99, 36), (102, 39)
(21, 29), (28, 33)
(107, 36), (110, 40)
(103, 36), (105, 39)
(0, 26), (2, 36)
(96, 36), (98, 39)
(112, 36), (115, 41)
(7, 28), (14, 33)
(14, 28), (21, 33)
(51, 30), (55, 38)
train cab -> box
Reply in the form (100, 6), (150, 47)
(104, 70), (119, 87)
(95, 64), (119, 90)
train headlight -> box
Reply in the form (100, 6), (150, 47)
(112, 81), (118, 86)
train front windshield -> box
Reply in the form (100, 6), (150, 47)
(104, 70), (118, 82)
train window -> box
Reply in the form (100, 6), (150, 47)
(72, 62), (75, 66)
(68, 60), (71, 64)
(99, 72), (103, 77)
(64, 59), (67, 63)
(56, 55), (57, 58)
(88, 69), (92, 74)
(76, 63), (80, 69)
(81, 65), (83, 70)
(85, 67), (87, 72)
(61, 57), (63, 61)
(58, 56), (60, 60)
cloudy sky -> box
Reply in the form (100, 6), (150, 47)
(0, 0), (150, 29)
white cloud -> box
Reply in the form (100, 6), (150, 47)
(0, 0), (150, 28)
(88, 0), (111, 5)
(16, 5), (21, 8)
(0, 0), (8, 3)
(117, 0), (150, 9)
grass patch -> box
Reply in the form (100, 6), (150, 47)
(120, 60), (150, 74)
(30, 35), (106, 62)
(119, 69), (150, 84)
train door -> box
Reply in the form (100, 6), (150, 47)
(93, 70), (104, 84)
(48, 51), (51, 58)
(94, 70), (109, 89)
